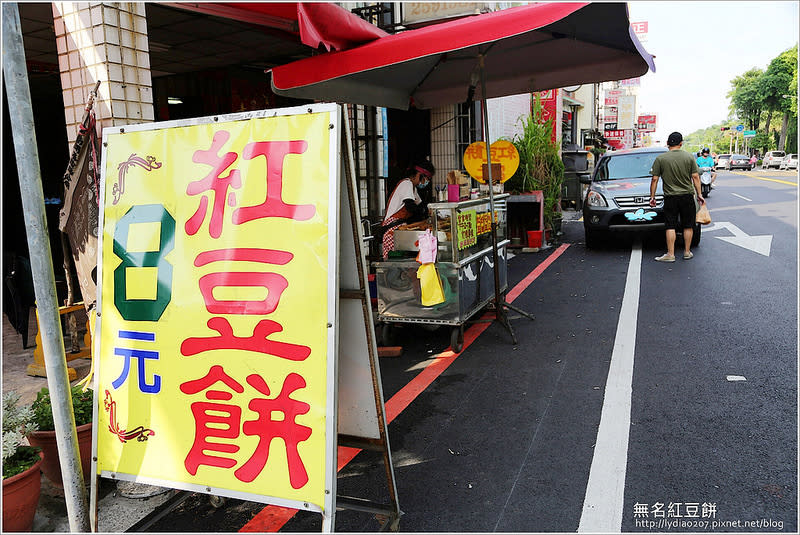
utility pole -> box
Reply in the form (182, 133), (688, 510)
(2, 3), (90, 531)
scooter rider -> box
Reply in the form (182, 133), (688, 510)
(696, 148), (716, 188)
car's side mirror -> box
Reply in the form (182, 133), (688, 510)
(579, 173), (592, 184)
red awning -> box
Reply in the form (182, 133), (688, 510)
(168, 2), (387, 52)
(270, 2), (655, 110)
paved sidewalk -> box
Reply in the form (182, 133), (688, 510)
(3, 311), (176, 532)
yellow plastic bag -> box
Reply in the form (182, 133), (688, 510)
(417, 263), (445, 306)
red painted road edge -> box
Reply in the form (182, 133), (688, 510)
(240, 243), (571, 532)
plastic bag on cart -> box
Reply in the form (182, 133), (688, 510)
(417, 263), (445, 306)
(415, 229), (438, 264)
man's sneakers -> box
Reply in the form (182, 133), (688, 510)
(655, 252), (693, 262)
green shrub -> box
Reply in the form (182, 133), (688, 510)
(31, 385), (94, 431)
(2, 391), (40, 479)
(507, 95), (564, 232)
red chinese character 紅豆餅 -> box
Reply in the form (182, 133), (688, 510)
(194, 248), (293, 315)
(180, 365), (312, 487)
(180, 248), (311, 361)
(180, 317), (311, 361)
(185, 130), (242, 239)
(185, 132), (317, 238)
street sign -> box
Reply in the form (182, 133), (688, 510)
(736, 124), (744, 132)
(617, 95), (636, 130)
(463, 140), (519, 183)
(636, 114), (657, 133)
(604, 129), (626, 139)
(743, 130), (756, 138)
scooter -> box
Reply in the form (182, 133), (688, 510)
(699, 166), (713, 197)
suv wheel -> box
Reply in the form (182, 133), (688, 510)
(692, 223), (701, 247)
(585, 227), (604, 249)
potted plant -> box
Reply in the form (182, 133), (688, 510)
(506, 95), (565, 245)
(27, 385), (94, 487)
(3, 391), (43, 532)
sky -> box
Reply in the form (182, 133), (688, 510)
(627, 1), (799, 147)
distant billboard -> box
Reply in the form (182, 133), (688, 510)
(402, 2), (482, 24)
(631, 21), (648, 42)
(637, 114), (657, 133)
(617, 95), (637, 130)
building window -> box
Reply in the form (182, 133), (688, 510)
(350, 3), (397, 32)
(456, 102), (481, 170)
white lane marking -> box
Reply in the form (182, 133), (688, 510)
(731, 192), (752, 202)
(578, 242), (642, 533)
(704, 222), (773, 256)
(727, 375), (747, 382)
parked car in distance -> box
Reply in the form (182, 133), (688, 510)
(716, 154), (731, 170)
(762, 150), (786, 169)
(729, 154), (753, 170)
(582, 147), (701, 248)
(779, 153), (798, 170)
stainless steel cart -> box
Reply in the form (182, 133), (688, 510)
(373, 194), (509, 352)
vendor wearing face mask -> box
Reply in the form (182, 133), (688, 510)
(380, 159), (435, 259)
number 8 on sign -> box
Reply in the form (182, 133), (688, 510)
(113, 204), (175, 321)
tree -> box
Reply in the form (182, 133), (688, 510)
(728, 68), (764, 131)
(759, 45), (796, 151)
(751, 131), (773, 154)
(775, 46), (797, 150)
(685, 124), (729, 155)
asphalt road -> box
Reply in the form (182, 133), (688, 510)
(148, 168), (797, 533)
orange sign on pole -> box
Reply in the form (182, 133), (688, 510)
(463, 140), (520, 183)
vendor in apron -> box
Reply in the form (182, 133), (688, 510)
(380, 159), (435, 259)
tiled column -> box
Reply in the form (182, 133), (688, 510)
(53, 2), (154, 148)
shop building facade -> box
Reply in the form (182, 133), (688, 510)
(5, 1), (601, 291)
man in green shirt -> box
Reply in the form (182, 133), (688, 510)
(649, 131), (705, 262)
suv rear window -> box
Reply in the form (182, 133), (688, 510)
(594, 152), (661, 180)
(769, 151), (785, 158)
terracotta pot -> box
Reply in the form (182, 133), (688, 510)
(28, 423), (92, 487)
(3, 452), (43, 532)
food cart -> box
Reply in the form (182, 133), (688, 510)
(373, 194), (509, 352)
